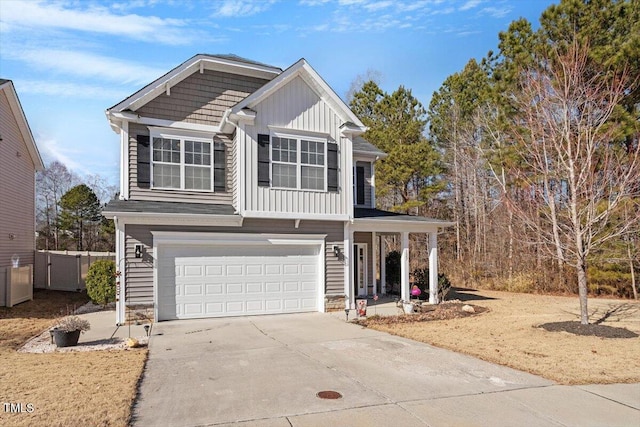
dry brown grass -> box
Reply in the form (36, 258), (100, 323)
(366, 289), (640, 385)
(0, 290), (147, 427)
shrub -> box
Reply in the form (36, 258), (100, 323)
(85, 260), (117, 307)
(55, 315), (90, 332)
(413, 268), (452, 301)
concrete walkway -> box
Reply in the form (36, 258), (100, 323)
(132, 313), (640, 427)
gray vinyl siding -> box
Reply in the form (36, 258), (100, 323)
(124, 219), (345, 305)
(136, 70), (270, 126)
(354, 232), (373, 293)
(0, 90), (36, 268)
(355, 161), (372, 208)
(128, 122), (235, 204)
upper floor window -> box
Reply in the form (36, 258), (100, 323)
(271, 134), (326, 191)
(258, 133), (338, 192)
(149, 129), (225, 192)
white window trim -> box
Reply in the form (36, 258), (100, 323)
(270, 131), (328, 192)
(149, 127), (218, 192)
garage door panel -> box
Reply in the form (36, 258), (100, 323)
(205, 284), (223, 295)
(246, 282), (262, 293)
(157, 243), (320, 320)
(246, 265), (263, 275)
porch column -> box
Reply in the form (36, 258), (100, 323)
(400, 232), (410, 302)
(372, 231), (377, 295)
(429, 231), (439, 304)
(380, 236), (386, 294)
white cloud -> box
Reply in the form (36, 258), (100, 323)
(10, 50), (165, 86)
(481, 6), (511, 18)
(13, 79), (129, 100)
(364, 1), (394, 12)
(299, 0), (331, 5)
(0, 0), (194, 45)
(459, 0), (482, 11)
(36, 134), (90, 175)
(213, 0), (277, 17)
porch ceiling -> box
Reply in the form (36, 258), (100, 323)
(352, 208), (454, 233)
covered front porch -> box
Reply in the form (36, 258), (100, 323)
(345, 208), (453, 309)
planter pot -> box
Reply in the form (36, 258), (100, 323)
(52, 328), (81, 347)
(403, 302), (415, 314)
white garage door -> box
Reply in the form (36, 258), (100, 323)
(157, 244), (320, 320)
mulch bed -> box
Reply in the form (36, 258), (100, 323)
(356, 303), (488, 326)
(538, 321), (638, 338)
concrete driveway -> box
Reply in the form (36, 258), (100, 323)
(132, 313), (640, 426)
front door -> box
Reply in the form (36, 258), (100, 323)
(353, 243), (367, 297)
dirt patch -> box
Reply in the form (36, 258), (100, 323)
(357, 303), (488, 325)
(538, 321), (638, 338)
(0, 290), (147, 427)
(365, 288), (640, 385)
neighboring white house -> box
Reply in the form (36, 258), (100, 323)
(103, 54), (451, 324)
(0, 79), (44, 306)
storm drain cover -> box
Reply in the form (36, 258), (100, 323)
(316, 390), (342, 399)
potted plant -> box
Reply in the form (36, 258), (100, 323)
(51, 316), (91, 347)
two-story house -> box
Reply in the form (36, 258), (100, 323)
(104, 54), (451, 324)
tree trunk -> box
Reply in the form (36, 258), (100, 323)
(629, 242), (638, 300)
(577, 259), (589, 324)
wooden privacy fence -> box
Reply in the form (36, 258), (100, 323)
(34, 251), (115, 292)
(0, 266), (33, 307)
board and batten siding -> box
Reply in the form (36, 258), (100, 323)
(136, 70), (270, 126)
(0, 90), (36, 268)
(127, 122), (235, 204)
(244, 76), (348, 216)
(124, 219), (345, 305)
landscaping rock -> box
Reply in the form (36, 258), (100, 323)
(462, 304), (475, 313)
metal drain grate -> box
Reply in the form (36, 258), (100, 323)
(316, 390), (342, 399)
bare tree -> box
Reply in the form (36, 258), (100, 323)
(36, 161), (79, 250)
(499, 40), (640, 324)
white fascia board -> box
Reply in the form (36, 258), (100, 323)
(243, 211), (350, 221)
(148, 126), (216, 140)
(353, 151), (388, 160)
(339, 122), (368, 137)
(151, 231), (326, 246)
(103, 211), (243, 227)
(350, 219), (454, 233)
(0, 81), (44, 170)
(109, 55), (281, 113)
(109, 111), (220, 134)
(268, 125), (332, 140)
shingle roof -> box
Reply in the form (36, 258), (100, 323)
(103, 200), (237, 216)
(352, 136), (387, 157)
(0, 78), (10, 86)
(354, 208), (453, 224)
(203, 54), (280, 70)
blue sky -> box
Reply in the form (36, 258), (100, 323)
(0, 0), (555, 187)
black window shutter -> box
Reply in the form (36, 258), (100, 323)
(214, 141), (226, 191)
(356, 165), (365, 205)
(257, 134), (270, 187)
(327, 142), (338, 192)
(137, 135), (150, 189)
